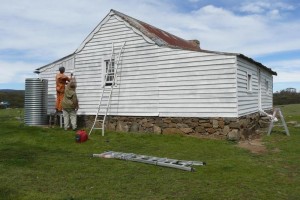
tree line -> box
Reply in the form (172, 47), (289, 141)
(0, 90), (24, 108)
(273, 90), (300, 105)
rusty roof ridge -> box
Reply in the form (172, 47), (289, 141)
(111, 9), (168, 46)
(111, 9), (200, 51)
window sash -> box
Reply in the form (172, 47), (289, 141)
(247, 73), (252, 91)
(265, 80), (269, 93)
(105, 59), (115, 85)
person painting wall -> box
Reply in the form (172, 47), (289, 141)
(55, 66), (72, 112)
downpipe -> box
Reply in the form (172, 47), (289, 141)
(259, 109), (278, 122)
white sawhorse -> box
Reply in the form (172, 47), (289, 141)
(267, 108), (290, 136)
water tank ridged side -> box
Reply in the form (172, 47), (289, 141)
(24, 78), (48, 125)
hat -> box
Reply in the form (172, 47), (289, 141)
(58, 66), (65, 73)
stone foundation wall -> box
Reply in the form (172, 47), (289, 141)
(78, 112), (271, 141)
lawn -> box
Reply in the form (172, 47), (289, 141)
(0, 106), (299, 200)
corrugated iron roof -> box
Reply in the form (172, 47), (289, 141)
(112, 9), (201, 51)
(112, 10), (276, 75)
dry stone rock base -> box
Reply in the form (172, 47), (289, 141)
(78, 112), (271, 141)
(227, 129), (240, 141)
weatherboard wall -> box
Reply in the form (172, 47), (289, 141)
(156, 49), (238, 118)
(236, 57), (273, 117)
(259, 68), (273, 110)
(74, 15), (159, 116)
(74, 14), (238, 118)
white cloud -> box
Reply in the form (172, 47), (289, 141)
(266, 59), (300, 70)
(274, 71), (300, 82)
(264, 59), (300, 83)
(160, 4), (300, 58)
(240, 2), (271, 13)
(0, 61), (41, 84)
(0, 0), (172, 60)
(240, 0), (295, 14)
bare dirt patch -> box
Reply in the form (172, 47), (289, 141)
(237, 138), (268, 154)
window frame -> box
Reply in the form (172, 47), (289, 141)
(102, 57), (115, 87)
(265, 78), (271, 95)
(247, 72), (252, 92)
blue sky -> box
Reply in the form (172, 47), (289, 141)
(0, 0), (300, 92)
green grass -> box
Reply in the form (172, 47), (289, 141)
(276, 104), (300, 122)
(0, 107), (299, 200)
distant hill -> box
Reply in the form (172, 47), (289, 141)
(0, 89), (25, 108)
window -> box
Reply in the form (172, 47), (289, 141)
(247, 73), (252, 91)
(265, 79), (271, 95)
(265, 79), (269, 93)
(104, 59), (115, 86)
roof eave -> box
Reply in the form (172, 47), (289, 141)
(35, 53), (75, 71)
(196, 49), (277, 76)
(237, 54), (277, 76)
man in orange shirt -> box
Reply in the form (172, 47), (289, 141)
(56, 67), (72, 112)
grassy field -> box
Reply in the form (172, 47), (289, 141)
(0, 106), (299, 200)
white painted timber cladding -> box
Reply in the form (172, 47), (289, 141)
(156, 48), (237, 117)
(237, 57), (273, 116)
(75, 15), (159, 116)
(260, 69), (273, 110)
(74, 15), (238, 117)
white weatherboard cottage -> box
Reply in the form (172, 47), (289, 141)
(36, 10), (276, 139)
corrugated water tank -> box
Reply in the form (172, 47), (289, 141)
(24, 78), (48, 125)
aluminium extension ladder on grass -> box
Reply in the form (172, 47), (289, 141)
(89, 42), (126, 136)
(92, 151), (206, 172)
(267, 108), (290, 136)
